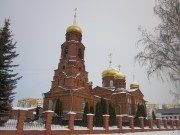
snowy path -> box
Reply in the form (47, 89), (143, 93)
(90, 130), (180, 135)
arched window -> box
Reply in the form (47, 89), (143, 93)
(102, 81), (105, 87)
(81, 102), (85, 111)
(110, 80), (113, 87)
(128, 104), (131, 115)
(78, 48), (82, 59)
(64, 48), (68, 58)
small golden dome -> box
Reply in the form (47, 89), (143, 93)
(66, 25), (82, 33)
(88, 80), (93, 85)
(130, 81), (140, 88)
(102, 68), (119, 78)
(114, 72), (126, 80)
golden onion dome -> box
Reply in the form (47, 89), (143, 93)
(102, 68), (119, 78)
(66, 25), (82, 33)
(88, 80), (93, 85)
(114, 72), (126, 80)
(130, 81), (140, 88)
(66, 8), (82, 34)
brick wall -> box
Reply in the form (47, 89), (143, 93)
(0, 110), (179, 135)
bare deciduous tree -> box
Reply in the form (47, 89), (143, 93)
(135, 0), (180, 91)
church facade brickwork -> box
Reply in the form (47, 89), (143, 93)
(43, 14), (146, 118)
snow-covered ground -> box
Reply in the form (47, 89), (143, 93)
(91, 130), (180, 135)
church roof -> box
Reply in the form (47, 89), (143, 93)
(156, 108), (180, 114)
(93, 86), (114, 91)
(112, 91), (132, 96)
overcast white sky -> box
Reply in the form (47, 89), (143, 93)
(0, 0), (175, 106)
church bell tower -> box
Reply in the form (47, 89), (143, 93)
(51, 9), (88, 90)
(43, 9), (93, 116)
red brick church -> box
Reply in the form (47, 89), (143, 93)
(43, 11), (146, 118)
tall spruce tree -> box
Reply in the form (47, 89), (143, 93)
(100, 98), (107, 115)
(34, 106), (40, 120)
(35, 106), (40, 116)
(95, 102), (101, 118)
(152, 110), (156, 120)
(109, 103), (115, 119)
(83, 102), (89, 121)
(54, 98), (63, 116)
(135, 104), (142, 119)
(0, 19), (22, 122)
(141, 104), (146, 118)
(135, 104), (146, 119)
(95, 102), (103, 126)
(94, 98), (108, 126)
(90, 106), (94, 114)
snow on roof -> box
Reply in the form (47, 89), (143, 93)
(128, 88), (138, 92)
(93, 95), (101, 98)
(93, 86), (115, 92)
(103, 114), (110, 116)
(102, 87), (115, 91)
(44, 110), (54, 113)
(67, 111), (76, 114)
(112, 91), (126, 95)
(116, 88), (126, 90)
(112, 91), (132, 96)
(67, 40), (79, 43)
(93, 95), (110, 100)
(86, 114), (94, 116)
(68, 60), (76, 62)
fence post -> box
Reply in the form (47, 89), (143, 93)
(103, 115), (109, 131)
(45, 111), (53, 135)
(148, 118), (153, 129)
(87, 114), (94, 131)
(163, 119), (168, 129)
(175, 119), (179, 129)
(156, 118), (161, 129)
(116, 115), (123, 130)
(129, 116), (134, 131)
(16, 109), (26, 135)
(68, 112), (76, 133)
(139, 117), (144, 130)
(170, 119), (174, 129)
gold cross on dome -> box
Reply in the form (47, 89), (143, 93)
(73, 8), (77, 25)
(118, 65), (121, 71)
(109, 53), (112, 68)
(133, 74), (135, 81)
